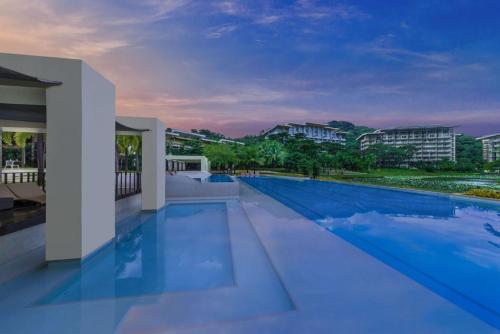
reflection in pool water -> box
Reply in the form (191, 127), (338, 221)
(241, 176), (500, 329)
(39, 203), (233, 304)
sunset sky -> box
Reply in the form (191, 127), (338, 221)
(1, 0), (499, 137)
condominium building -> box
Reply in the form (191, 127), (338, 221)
(165, 128), (244, 149)
(357, 126), (457, 162)
(263, 122), (346, 144)
(477, 133), (500, 162)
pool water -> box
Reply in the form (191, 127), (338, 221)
(39, 203), (234, 304)
(241, 176), (500, 329)
(0, 200), (295, 333)
(207, 174), (234, 182)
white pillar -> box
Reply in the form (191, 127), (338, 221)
(0, 128), (2, 169)
(117, 117), (166, 211)
(0, 54), (116, 261)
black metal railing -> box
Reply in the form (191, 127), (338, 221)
(115, 172), (141, 200)
(1, 172), (45, 191)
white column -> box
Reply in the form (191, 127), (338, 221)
(0, 128), (2, 169)
(117, 117), (166, 211)
(45, 60), (115, 261)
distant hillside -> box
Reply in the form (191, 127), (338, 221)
(191, 128), (225, 140)
(328, 120), (375, 146)
(236, 120), (375, 144)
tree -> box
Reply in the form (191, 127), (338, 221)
(328, 120), (374, 147)
(456, 135), (483, 171)
(317, 152), (335, 175)
(193, 129), (225, 140)
(437, 159), (456, 171)
(365, 144), (416, 168)
(116, 135), (141, 171)
(203, 144), (237, 172)
(237, 145), (263, 172)
(186, 140), (203, 155)
(360, 152), (377, 172)
(14, 132), (34, 166)
(484, 160), (500, 172)
(2, 132), (14, 146)
(267, 132), (290, 143)
(259, 140), (286, 167)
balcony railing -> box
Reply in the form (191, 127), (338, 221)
(1, 171), (45, 191)
(1, 171), (140, 200)
(115, 171), (141, 200)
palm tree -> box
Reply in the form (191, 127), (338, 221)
(14, 133), (34, 167)
(258, 140), (286, 167)
(2, 132), (14, 146)
(116, 135), (141, 171)
(237, 145), (263, 173)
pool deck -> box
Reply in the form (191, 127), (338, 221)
(0, 182), (498, 333)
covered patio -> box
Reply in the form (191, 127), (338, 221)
(0, 54), (168, 284)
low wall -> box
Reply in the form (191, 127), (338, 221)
(0, 224), (45, 284)
(115, 193), (142, 222)
(165, 174), (239, 200)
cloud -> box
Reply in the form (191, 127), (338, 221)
(354, 34), (453, 66)
(0, 0), (190, 58)
(254, 15), (283, 25)
(294, 0), (369, 21)
(205, 24), (238, 39)
(212, 0), (368, 28)
(145, 0), (192, 19)
(213, 0), (246, 16)
(117, 84), (310, 108)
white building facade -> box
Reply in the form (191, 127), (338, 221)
(477, 133), (500, 162)
(263, 122), (346, 144)
(357, 126), (457, 162)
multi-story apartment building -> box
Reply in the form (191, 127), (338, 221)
(165, 129), (244, 150)
(263, 122), (346, 144)
(477, 133), (500, 162)
(357, 125), (457, 162)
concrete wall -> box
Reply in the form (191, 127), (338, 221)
(80, 62), (116, 257)
(117, 116), (166, 211)
(165, 174), (239, 200)
(166, 154), (210, 172)
(0, 53), (116, 261)
(0, 86), (45, 105)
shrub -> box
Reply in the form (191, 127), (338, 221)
(464, 188), (500, 200)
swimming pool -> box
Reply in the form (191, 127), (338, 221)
(39, 202), (234, 304)
(207, 174), (234, 182)
(0, 200), (294, 333)
(241, 176), (500, 329)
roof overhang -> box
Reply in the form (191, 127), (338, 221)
(0, 66), (62, 88)
(0, 103), (46, 123)
(115, 121), (149, 135)
(0, 104), (148, 135)
(477, 133), (500, 140)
